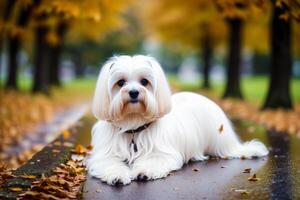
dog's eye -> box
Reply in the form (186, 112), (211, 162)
(117, 79), (126, 87)
(140, 78), (149, 86)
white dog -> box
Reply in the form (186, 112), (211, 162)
(87, 55), (268, 185)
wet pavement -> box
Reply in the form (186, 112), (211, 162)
(80, 119), (300, 200)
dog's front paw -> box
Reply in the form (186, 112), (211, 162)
(131, 165), (170, 181)
(89, 164), (131, 186)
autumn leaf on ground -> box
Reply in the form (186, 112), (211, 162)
(243, 168), (251, 173)
(20, 157), (86, 199)
(233, 189), (250, 195)
(73, 144), (88, 155)
(248, 173), (260, 181)
(63, 142), (74, 147)
(9, 187), (23, 192)
(21, 174), (37, 179)
(62, 129), (71, 139)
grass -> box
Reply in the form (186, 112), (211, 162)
(1, 75), (299, 103)
(169, 75), (300, 103)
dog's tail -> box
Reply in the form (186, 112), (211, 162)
(213, 138), (269, 159)
(235, 139), (269, 158)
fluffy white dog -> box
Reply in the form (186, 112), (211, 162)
(87, 55), (268, 185)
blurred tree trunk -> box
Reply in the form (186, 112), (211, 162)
(48, 45), (62, 86)
(4, 1), (34, 90)
(73, 49), (84, 78)
(49, 24), (67, 86)
(5, 37), (20, 89)
(1, 0), (17, 86)
(223, 18), (243, 99)
(202, 29), (212, 89)
(263, 0), (292, 110)
(32, 25), (50, 94)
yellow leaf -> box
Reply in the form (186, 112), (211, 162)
(9, 187), (23, 192)
(62, 130), (70, 139)
(21, 174), (37, 179)
(279, 13), (289, 21)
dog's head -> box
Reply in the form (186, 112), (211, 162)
(92, 55), (172, 124)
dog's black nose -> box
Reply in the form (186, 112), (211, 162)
(129, 90), (139, 99)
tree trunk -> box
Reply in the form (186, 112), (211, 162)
(0, 0), (17, 86)
(5, 37), (20, 89)
(73, 50), (84, 78)
(32, 26), (50, 94)
(48, 45), (62, 86)
(223, 18), (243, 99)
(262, 0), (292, 110)
(202, 30), (212, 89)
(49, 24), (66, 86)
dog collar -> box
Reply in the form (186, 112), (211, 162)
(125, 122), (152, 134)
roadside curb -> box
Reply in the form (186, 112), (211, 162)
(0, 110), (89, 199)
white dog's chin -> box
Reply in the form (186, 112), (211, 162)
(87, 55), (269, 186)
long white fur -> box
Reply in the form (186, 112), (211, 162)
(87, 55), (268, 185)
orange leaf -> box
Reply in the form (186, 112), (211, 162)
(9, 187), (23, 192)
(62, 130), (70, 139)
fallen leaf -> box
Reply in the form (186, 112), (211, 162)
(63, 142), (74, 147)
(233, 189), (250, 195)
(248, 174), (260, 181)
(9, 187), (23, 192)
(193, 168), (199, 172)
(73, 144), (87, 154)
(96, 189), (102, 193)
(62, 130), (71, 139)
(21, 174), (37, 179)
(243, 168), (251, 173)
(52, 149), (60, 153)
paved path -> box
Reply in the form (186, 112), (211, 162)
(82, 121), (300, 200)
(5, 103), (89, 156)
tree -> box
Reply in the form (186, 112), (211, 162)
(223, 17), (244, 98)
(1, 0), (131, 93)
(140, 0), (226, 89)
(48, 23), (67, 86)
(202, 24), (213, 89)
(263, 0), (300, 110)
(5, 0), (34, 90)
(215, 0), (267, 99)
(0, 0), (17, 87)
(32, 19), (50, 93)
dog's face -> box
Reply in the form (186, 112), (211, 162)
(93, 55), (172, 123)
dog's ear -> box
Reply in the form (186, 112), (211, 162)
(92, 61), (113, 120)
(146, 56), (172, 117)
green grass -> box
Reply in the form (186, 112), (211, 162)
(169, 75), (300, 103)
(2, 75), (299, 103)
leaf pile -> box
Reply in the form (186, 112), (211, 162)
(0, 85), (92, 169)
(0, 91), (54, 168)
(217, 99), (300, 135)
(0, 164), (14, 186)
(18, 155), (87, 199)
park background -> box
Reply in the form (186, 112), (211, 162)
(0, 0), (300, 198)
